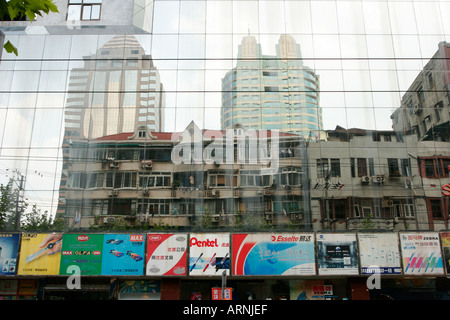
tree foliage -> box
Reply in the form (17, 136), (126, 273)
(0, 0), (59, 55)
(0, 178), (63, 231)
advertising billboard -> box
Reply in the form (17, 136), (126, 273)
(316, 233), (359, 275)
(189, 233), (230, 276)
(102, 234), (145, 276)
(17, 233), (62, 275)
(400, 232), (444, 276)
(232, 233), (316, 276)
(441, 232), (450, 275)
(358, 233), (402, 275)
(0, 233), (20, 275)
(146, 233), (188, 276)
(59, 233), (104, 276)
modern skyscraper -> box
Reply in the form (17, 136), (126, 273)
(64, 34), (165, 140)
(221, 34), (322, 138)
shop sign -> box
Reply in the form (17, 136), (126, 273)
(17, 233), (62, 275)
(232, 233), (315, 276)
(0, 233), (20, 275)
(189, 233), (230, 276)
(316, 233), (359, 275)
(312, 285), (333, 297)
(59, 234), (104, 276)
(102, 234), (145, 276)
(358, 233), (402, 275)
(211, 287), (232, 300)
(146, 233), (187, 276)
(0, 280), (18, 295)
(400, 232), (444, 276)
(442, 184), (450, 196)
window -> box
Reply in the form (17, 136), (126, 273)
(106, 172), (137, 189)
(138, 199), (170, 215)
(86, 172), (104, 188)
(139, 172), (171, 188)
(330, 159), (341, 177)
(404, 204), (414, 218)
(419, 157), (450, 178)
(357, 158), (367, 177)
(316, 158), (329, 178)
(429, 199), (442, 219)
(240, 170), (262, 186)
(401, 158), (411, 176)
(274, 167), (302, 186)
(388, 158), (400, 176)
(67, 0), (102, 21)
(209, 170), (236, 187)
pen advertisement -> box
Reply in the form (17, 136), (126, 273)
(102, 234), (145, 276)
(232, 233), (316, 276)
(189, 233), (230, 276)
(400, 232), (444, 276)
(146, 233), (187, 276)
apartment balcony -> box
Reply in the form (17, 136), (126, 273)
(346, 217), (395, 231)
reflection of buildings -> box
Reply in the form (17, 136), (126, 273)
(391, 42), (450, 141)
(57, 34), (165, 219)
(221, 35), (323, 139)
(61, 122), (311, 230)
(309, 126), (450, 232)
(64, 34), (165, 140)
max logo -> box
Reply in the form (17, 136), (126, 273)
(443, 184), (450, 196)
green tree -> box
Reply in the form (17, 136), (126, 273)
(0, 0), (59, 55)
(0, 179), (22, 230)
(21, 204), (65, 232)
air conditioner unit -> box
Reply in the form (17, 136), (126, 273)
(361, 176), (370, 184)
(109, 161), (120, 169)
(103, 217), (116, 224)
(109, 190), (119, 197)
(211, 215), (221, 223)
(373, 175), (385, 183)
(383, 200), (394, 207)
(141, 160), (153, 169)
(265, 213), (274, 221)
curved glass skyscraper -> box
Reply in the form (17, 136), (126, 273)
(221, 34), (322, 139)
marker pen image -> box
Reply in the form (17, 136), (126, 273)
(424, 253), (434, 272)
(216, 253), (229, 272)
(190, 253), (203, 272)
(404, 252), (414, 273)
(414, 257), (423, 272)
(203, 253), (216, 272)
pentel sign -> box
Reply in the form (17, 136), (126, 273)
(190, 237), (219, 248)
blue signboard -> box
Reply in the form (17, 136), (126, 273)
(0, 233), (20, 275)
(101, 234), (145, 276)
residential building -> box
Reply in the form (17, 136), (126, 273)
(391, 42), (450, 141)
(309, 126), (450, 232)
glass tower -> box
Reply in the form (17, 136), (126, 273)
(221, 34), (322, 139)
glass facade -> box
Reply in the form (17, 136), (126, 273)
(1, 0), (450, 233)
